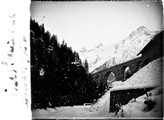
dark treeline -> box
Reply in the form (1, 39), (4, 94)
(31, 19), (106, 109)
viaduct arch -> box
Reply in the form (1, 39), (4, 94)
(91, 57), (143, 87)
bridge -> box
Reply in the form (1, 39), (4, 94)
(91, 30), (163, 88)
(91, 57), (143, 87)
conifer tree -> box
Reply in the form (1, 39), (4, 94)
(31, 18), (102, 109)
(83, 59), (89, 73)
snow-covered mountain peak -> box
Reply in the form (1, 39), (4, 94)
(79, 26), (158, 73)
(80, 47), (87, 53)
(137, 26), (148, 32)
(95, 43), (103, 48)
(129, 26), (150, 39)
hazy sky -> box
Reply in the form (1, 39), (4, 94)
(31, 1), (163, 52)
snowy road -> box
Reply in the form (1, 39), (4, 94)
(33, 105), (100, 119)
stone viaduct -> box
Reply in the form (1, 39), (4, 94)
(91, 30), (163, 88)
(91, 57), (143, 87)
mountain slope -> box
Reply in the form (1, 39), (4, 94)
(79, 26), (158, 73)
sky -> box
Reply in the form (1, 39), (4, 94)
(31, 1), (163, 52)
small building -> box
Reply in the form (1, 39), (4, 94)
(137, 30), (163, 66)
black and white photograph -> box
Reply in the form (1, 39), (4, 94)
(30, 1), (163, 119)
(0, 0), (163, 120)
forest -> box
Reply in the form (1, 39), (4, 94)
(30, 19), (106, 109)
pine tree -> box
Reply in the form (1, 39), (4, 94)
(31, 18), (99, 109)
(83, 59), (89, 73)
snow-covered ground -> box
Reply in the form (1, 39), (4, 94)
(117, 86), (163, 118)
(32, 57), (163, 118)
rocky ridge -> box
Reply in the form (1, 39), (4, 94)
(79, 26), (158, 73)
